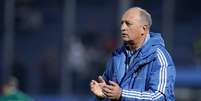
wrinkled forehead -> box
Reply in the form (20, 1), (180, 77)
(121, 9), (141, 21)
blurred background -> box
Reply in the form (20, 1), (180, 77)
(0, 0), (200, 101)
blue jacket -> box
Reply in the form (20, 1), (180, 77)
(101, 32), (176, 101)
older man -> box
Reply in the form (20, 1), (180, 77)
(90, 7), (176, 101)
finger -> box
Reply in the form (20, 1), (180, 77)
(90, 81), (94, 86)
(104, 91), (114, 98)
(91, 80), (98, 84)
(90, 80), (94, 84)
(102, 86), (112, 93)
(109, 80), (118, 86)
(90, 84), (95, 91)
(90, 80), (98, 88)
(103, 90), (115, 99)
(98, 76), (106, 83)
(103, 85), (113, 90)
(90, 83), (95, 89)
(90, 83), (97, 92)
(90, 86), (94, 91)
(103, 89), (113, 98)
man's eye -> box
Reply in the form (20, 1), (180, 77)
(121, 21), (124, 25)
(126, 22), (132, 26)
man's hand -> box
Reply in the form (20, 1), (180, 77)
(90, 76), (106, 98)
(102, 81), (122, 100)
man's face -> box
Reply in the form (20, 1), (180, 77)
(121, 9), (145, 45)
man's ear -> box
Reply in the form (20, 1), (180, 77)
(143, 25), (148, 31)
(141, 25), (148, 36)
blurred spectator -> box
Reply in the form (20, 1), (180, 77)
(68, 36), (87, 75)
(0, 76), (33, 101)
(67, 36), (88, 93)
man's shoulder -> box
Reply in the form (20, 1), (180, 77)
(155, 46), (174, 65)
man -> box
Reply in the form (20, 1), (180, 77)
(90, 7), (176, 101)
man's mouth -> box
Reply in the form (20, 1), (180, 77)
(122, 33), (127, 37)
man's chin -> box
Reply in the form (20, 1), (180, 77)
(123, 40), (134, 46)
(122, 38), (129, 42)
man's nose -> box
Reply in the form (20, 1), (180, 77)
(121, 23), (126, 31)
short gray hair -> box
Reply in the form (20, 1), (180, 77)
(130, 7), (152, 28)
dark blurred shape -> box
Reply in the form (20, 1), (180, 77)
(11, 55), (28, 92)
(0, 76), (33, 101)
(37, 48), (60, 94)
(194, 37), (201, 65)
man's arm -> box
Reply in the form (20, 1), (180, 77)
(103, 48), (176, 101)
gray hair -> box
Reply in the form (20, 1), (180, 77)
(130, 7), (152, 28)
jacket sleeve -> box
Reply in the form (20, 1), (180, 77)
(102, 57), (113, 82)
(121, 48), (176, 101)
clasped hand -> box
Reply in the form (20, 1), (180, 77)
(90, 76), (121, 100)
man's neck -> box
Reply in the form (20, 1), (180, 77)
(127, 33), (150, 51)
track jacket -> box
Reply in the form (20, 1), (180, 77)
(100, 32), (176, 101)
